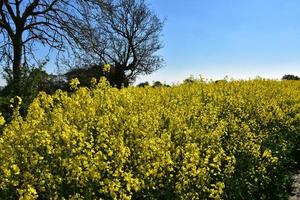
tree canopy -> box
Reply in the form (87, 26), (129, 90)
(282, 74), (300, 81)
(0, 0), (164, 94)
(67, 0), (164, 88)
(0, 0), (78, 93)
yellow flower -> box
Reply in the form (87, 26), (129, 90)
(103, 64), (111, 73)
(69, 78), (80, 90)
(0, 78), (299, 199)
(11, 164), (20, 175)
(0, 113), (5, 126)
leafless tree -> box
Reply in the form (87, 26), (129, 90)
(0, 0), (106, 94)
(68, 0), (164, 88)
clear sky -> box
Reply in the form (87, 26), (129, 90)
(136, 0), (300, 84)
(2, 0), (299, 86)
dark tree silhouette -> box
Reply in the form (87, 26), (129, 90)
(64, 64), (105, 87)
(137, 81), (149, 87)
(152, 81), (163, 87)
(68, 0), (164, 88)
(282, 74), (300, 81)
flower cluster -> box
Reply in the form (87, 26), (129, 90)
(0, 78), (299, 199)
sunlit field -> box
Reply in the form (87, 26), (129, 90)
(0, 78), (299, 199)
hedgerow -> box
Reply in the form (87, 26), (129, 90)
(0, 78), (299, 199)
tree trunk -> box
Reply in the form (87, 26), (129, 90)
(12, 36), (23, 95)
(113, 65), (128, 89)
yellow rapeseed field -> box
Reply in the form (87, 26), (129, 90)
(0, 78), (299, 199)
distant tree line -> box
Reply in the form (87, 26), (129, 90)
(282, 74), (300, 81)
(137, 81), (170, 88)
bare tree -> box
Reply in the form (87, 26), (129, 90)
(68, 0), (164, 88)
(0, 0), (91, 94)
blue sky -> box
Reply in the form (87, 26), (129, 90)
(2, 0), (298, 86)
(135, 0), (300, 84)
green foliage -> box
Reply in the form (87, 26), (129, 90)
(152, 81), (170, 88)
(282, 74), (300, 81)
(0, 78), (299, 199)
(137, 82), (150, 87)
(152, 81), (163, 87)
(65, 64), (131, 89)
(65, 64), (105, 88)
(183, 76), (196, 84)
(214, 79), (228, 84)
(0, 64), (46, 119)
(0, 61), (66, 120)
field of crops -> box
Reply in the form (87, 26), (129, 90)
(0, 78), (300, 199)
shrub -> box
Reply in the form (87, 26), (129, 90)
(137, 82), (150, 87)
(282, 74), (300, 81)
